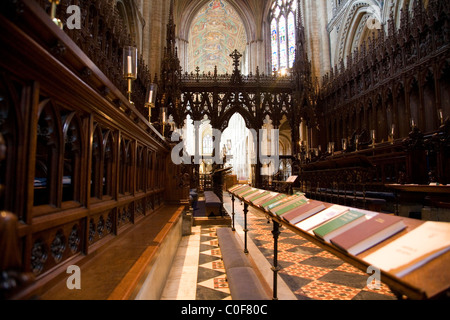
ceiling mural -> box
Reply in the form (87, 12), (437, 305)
(188, 0), (248, 74)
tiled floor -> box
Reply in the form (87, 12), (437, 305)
(196, 226), (232, 300)
(161, 193), (397, 300)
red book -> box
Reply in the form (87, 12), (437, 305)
(330, 215), (406, 256)
(281, 200), (326, 224)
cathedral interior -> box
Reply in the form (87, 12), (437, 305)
(0, 0), (449, 303)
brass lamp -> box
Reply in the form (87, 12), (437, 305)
(49, 0), (63, 29)
(123, 46), (138, 104)
(145, 83), (158, 122)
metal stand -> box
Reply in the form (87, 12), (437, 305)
(243, 202), (249, 254)
(271, 220), (281, 301)
(231, 194), (236, 231)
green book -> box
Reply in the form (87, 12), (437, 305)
(273, 198), (308, 216)
(249, 191), (270, 203)
(241, 189), (259, 199)
(267, 195), (299, 210)
(313, 210), (367, 242)
(261, 195), (287, 209)
(235, 186), (252, 195)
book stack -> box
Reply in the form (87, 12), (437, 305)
(228, 185), (450, 289)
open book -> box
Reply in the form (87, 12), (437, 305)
(363, 221), (450, 278)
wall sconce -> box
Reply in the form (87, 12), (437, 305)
(49, 0), (63, 29)
(145, 83), (158, 122)
(123, 46), (138, 104)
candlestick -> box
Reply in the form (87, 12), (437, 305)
(127, 56), (132, 75)
(49, 0), (63, 29)
(123, 46), (138, 104)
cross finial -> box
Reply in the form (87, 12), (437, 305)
(230, 50), (242, 70)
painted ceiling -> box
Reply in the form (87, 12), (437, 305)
(188, 0), (248, 74)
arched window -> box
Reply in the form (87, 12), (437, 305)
(202, 134), (213, 156)
(270, 0), (297, 73)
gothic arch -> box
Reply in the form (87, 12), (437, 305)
(336, 0), (382, 64)
(216, 106), (256, 132)
(116, 0), (142, 50)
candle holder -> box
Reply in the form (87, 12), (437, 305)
(160, 107), (168, 137)
(123, 46), (138, 104)
(438, 109), (444, 126)
(49, 0), (63, 29)
(341, 138), (347, 152)
(389, 124), (395, 144)
(145, 83), (158, 122)
(371, 130), (376, 148)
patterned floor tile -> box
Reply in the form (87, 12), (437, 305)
(299, 280), (362, 300)
(281, 263), (332, 280)
(196, 226), (231, 301)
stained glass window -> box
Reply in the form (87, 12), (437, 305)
(270, 0), (297, 73)
(271, 19), (279, 71)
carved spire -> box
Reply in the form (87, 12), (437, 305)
(159, 0), (183, 130)
(166, 0), (176, 56)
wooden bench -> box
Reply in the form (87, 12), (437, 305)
(204, 191), (223, 217)
(216, 228), (270, 300)
(38, 205), (185, 300)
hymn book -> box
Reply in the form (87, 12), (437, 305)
(330, 215), (406, 256)
(251, 192), (278, 206)
(229, 185), (244, 192)
(247, 190), (268, 202)
(313, 210), (369, 242)
(295, 205), (350, 233)
(241, 188), (259, 199)
(266, 194), (305, 211)
(363, 221), (450, 277)
(235, 186), (252, 196)
(270, 197), (308, 216)
(280, 200), (326, 224)
(260, 194), (288, 209)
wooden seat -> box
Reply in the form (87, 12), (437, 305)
(38, 205), (185, 300)
(204, 191), (222, 217)
(216, 228), (270, 300)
